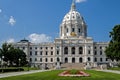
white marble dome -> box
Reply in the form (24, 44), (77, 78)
(60, 1), (87, 38)
(62, 2), (85, 24)
(63, 10), (84, 23)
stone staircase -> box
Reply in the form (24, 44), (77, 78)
(61, 63), (85, 70)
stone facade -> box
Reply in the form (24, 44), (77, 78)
(13, 1), (109, 69)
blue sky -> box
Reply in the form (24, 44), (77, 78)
(0, 0), (120, 45)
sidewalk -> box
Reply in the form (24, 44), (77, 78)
(0, 70), (50, 78)
(96, 70), (120, 74)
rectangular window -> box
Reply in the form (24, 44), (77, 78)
(40, 51), (42, 55)
(35, 51), (37, 55)
(40, 58), (42, 62)
(45, 58), (48, 62)
(40, 47), (42, 49)
(30, 51), (32, 56)
(100, 58), (102, 62)
(30, 58), (32, 62)
(46, 47), (48, 49)
(51, 51), (53, 55)
(35, 47), (37, 49)
(94, 51), (97, 55)
(94, 46), (97, 49)
(78, 28), (80, 33)
(106, 58), (108, 61)
(35, 58), (37, 61)
(67, 28), (68, 33)
(51, 58), (53, 62)
(88, 50), (91, 54)
(100, 51), (102, 55)
(46, 51), (48, 55)
(57, 50), (59, 55)
(94, 58), (97, 62)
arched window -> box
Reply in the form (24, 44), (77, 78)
(65, 58), (68, 63)
(79, 47), (83, 54)
(79, 57), (82, 63)
(88, 57), (91, 62)
(64, 47), (68, 54)
(72, 47), (75, 54)
(72, 58), (75, 63)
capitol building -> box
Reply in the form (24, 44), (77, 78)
(13, 1), (109, 69)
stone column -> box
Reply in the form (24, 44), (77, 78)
(68, 46), (71, 56)
(76, 47), (79, 56)
(84, 45), (87, 63)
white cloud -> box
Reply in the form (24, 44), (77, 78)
(7, 38), (15, 43)
(75, 0), (87, 3)
(8, 16), (16, 26)
(28, 33), (52, 43)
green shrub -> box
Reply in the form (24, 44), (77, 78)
(118, 64), (120, 67)
(0, 68), (24, 73)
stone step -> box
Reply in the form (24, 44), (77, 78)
(61, 63), (85, 69)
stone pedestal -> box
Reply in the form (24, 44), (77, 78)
(84, 62), (91, 70)
(56, 62), (61, 69)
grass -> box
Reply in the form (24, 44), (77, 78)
(0, 70), (120, 80)
(108, 67), (120, 71)
(22, 67), (39, 71)
(69, 69), (79, 74)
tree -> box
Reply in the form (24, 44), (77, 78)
(105, 25), (120, 61)
(9, 48), (27, 66)
(0, 43), (27, 67)
(0, 43), (12, 62)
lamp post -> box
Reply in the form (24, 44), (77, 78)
(27, 59), (29, 71)
(19, 58), (21, 71)
(2, 56), (4, 73)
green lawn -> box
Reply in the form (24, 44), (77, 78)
(0, 70), (120, 80)
(22, 67), (39, 71)
(108, 67), (120, 71)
